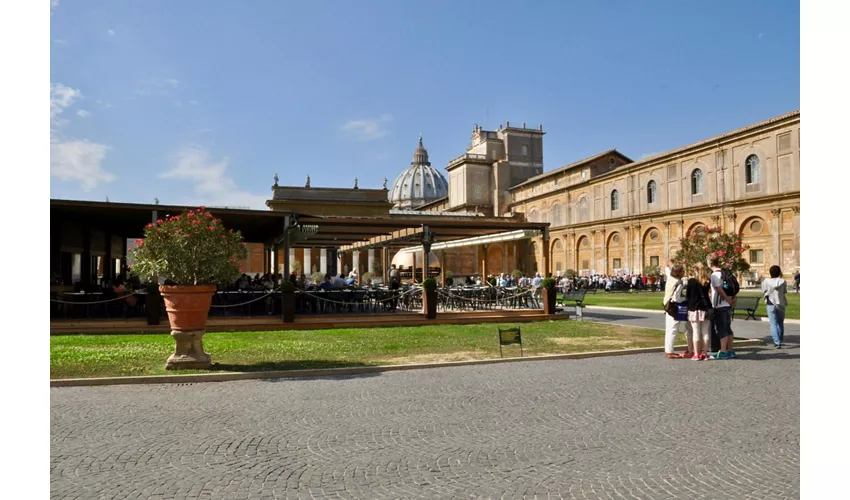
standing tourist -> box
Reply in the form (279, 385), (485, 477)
(708, 255), (736, 359)
(793, 270), (800, 293)
(662, 264), (693, 359)
(762, 265), (788, 348)
(686, 264), (712, 360)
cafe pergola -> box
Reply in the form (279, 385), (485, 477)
(50, 198), (552, 289)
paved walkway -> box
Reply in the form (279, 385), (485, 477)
(51, 344), (800, 499)
(578, 307), (801, 345)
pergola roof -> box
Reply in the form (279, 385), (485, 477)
(300, 214), (547, 251)
(50, 199), (548, 250)
(50, 199), (291, 243)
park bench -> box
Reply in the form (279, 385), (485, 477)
(558, 289), (588, 319)
(734, 296), (761, 320)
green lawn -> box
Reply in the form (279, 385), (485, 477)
(567, 290), (800, 320)
(51, 321), (671, 379)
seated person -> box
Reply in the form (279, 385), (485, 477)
(319, 275), (333, 290)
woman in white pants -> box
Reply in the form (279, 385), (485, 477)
(662, 264), (693, 359)
(685, 264), (712, 360)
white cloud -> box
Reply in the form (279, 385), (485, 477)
(189, 100), (200, 105)
(50, 82), (114, 190)
(51, 140), (114, 191)
(53, 39), (67, 45)
(758, 32), (764, 39)
(51, 0), (60, 12)
(165, 78), (180, 88)
(341, 114), (392, 141)
(50, 82), (82, 120)
(158, 145), (268, 209)
(107, 29), (115, 36)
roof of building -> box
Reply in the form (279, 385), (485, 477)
(612, 109), (800, 172)
(509, 149), (634, 190)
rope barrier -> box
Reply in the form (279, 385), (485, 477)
(299, 287), (423, 306)
(210, 292), (277, 308)
(437, 287), (536, 305)
(49, 291), (146, 305)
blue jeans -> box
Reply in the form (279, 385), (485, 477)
(767, 304), (786, 345)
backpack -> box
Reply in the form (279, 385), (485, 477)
(720, 269), (740, 297)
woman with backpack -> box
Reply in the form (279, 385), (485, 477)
(685, 264), (712, 360)
(761, 265), (788, 348)
(662, 264), (693, 359)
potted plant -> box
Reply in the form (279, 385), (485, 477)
(445, 270), (454, 286)
(422, 277), (438, 319)
(645, 265), (661, 285)
(129, 207), (247, 370)
(512, 269), (523, 281)
(565, 269), (577, 279)
(280, 280), (296, 323)
(540, 277), (557, 314)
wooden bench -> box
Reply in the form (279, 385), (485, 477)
(558, 290), (587, 319)
(734, 296), (761, 320)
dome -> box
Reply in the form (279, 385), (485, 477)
(389, 136), (449, 209)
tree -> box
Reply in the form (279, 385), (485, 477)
(673, 226), (750, 273)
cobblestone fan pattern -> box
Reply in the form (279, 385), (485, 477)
(51, 347), (799, 499)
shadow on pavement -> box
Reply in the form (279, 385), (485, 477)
(210, 359), (382, 377)
(580, 312), (654, 322)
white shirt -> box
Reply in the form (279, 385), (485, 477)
(710, 269), (731, 309)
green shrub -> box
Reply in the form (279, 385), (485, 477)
(423, 277), (437, 291)
(280, 281), (296, 293)
(541, 277), (557, 289)
(512, 269), (523, 280)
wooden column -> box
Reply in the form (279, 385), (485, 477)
(282, 217), (291, 280)
(81, 226), (92, 287)
(481, 244), (488, 280)
(105, 233), (114, 283)
(382, 247), (388, 284)
(440, 250), (446, 287)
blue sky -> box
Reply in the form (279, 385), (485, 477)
(49, 0), (800, 209)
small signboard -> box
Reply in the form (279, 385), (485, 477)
(498, 327), (523, 358)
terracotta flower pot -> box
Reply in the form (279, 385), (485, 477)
(159, 285), (216, 370)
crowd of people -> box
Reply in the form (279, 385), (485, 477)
(663, 256), (790, 360)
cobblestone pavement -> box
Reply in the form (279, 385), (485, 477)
(51, 346), (799, 499)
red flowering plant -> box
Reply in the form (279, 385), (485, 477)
(128, 207), (248, 285)
(673, 226), (750, 274)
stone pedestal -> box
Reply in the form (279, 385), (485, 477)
(165, 330), (212, 370)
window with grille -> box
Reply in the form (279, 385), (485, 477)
(749, 249), (764, 264)
(691, 169), (703, 195)
(746, 155), (760, 185)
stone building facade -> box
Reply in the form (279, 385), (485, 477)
(257, 109), (800, 283)
(506, 110), (800, 278)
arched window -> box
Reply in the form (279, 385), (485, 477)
(647, 180), (657, 204)
(610, 190), (619, 211)
(691, 169), (703, 195)
(746, 154), (760, 184)
(528, 209), (539, 222)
